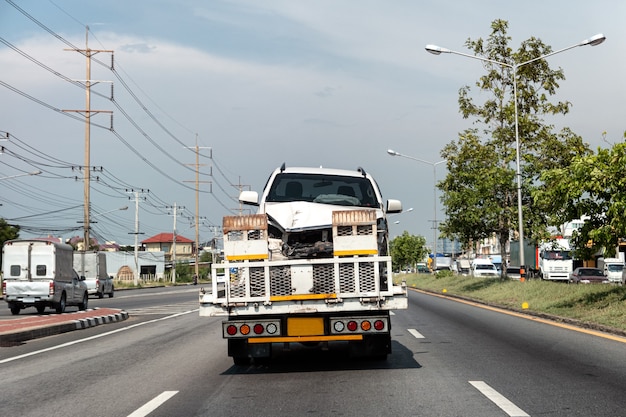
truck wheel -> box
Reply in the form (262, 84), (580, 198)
(108, 286), (114, 298)
(10, 305), (20, 315)
(79, 293), (88, 310)
(55, 293), (66, 314)
(98, 291), (104, 299)
(36, 305), (46, 314)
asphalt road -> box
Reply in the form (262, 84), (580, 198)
(1, 287), (624, 417)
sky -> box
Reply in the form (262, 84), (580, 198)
(0, 0), (623, 249)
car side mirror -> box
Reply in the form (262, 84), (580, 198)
(80, 275), (86, 281)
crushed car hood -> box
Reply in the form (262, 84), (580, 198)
(264, 201), (381, 231)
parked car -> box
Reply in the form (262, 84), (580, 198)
(505, 266), (521, 280)
(569, 267), (609, 284)
(472, 259), (499, 277)
(416, 264), (430, 274)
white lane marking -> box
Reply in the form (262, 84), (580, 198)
(0, 309), (198, 365)
(127, 391), (178, 417)
(469, 381), (530, 417)
(408, 328), (425, 339)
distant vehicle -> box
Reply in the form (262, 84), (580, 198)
(472, 259), (498, 277)
(2, 239), (88, 315)
(490, 255), (503, 271)
(433, 256), (452, 271)
(416, 264), (430, 274)
(73, 252), (114, 298)
(539, 239), (574, 281)
(596, 257), (624, 284)
(456, 259), (471, 276)
(505, 266), (521, 280)
(570, 267), (609, 284)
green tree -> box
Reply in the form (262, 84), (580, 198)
(390, 231), (427, 271)
(534, 134), (626, 259)
(0, 218), (20, 269)
(438, 19), (591, 254)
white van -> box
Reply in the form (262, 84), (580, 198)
(2, 239), (89, 315)
(472, 258), (499, 277)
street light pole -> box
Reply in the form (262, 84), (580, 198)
(425, 33), (605, 272)
(0, 170), (42, 181)
(387, 149), (445, 256)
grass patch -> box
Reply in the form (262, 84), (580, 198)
(397, 273), (626, 333)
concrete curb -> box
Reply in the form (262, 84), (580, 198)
(0, 309), (129, 344)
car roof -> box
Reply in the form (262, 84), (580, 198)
(277, 166), (372, 179)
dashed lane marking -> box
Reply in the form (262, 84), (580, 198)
(127, 391), (178, 417)
(408, 328), (425, 339)
(469, 381), (530, 417)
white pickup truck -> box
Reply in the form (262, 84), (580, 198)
(2, 239), (89, 315)
(200, 164), (407, 364)
(74, 251), (114, 298)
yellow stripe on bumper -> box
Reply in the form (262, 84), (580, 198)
(270, 293), (337, 302)
(333, 249), (378, 256)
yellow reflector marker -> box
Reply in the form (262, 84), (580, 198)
(333, 249), (378, 256)
(270, 293), (336, 302)
(226, 253), (268, 261)
(288, 317), (324, 336)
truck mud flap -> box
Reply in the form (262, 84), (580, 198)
(348, 334), (391, 358)
(228, 339), (271, 359)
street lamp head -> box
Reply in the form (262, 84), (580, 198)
(120, 206), (129, 211)
(581, 33), (606, 47)
(425, 44), (450, 55)
(387, 149), (399, 156)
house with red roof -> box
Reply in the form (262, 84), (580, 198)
(141, 232), (194, 261)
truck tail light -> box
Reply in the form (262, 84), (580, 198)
(226, 325), (238, 336)
(1, 280), (5, 294)
(223, 320), (281, 338)
(330, 316), (389, 334)
(49, 281), (54, 296)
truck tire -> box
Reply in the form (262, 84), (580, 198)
(79, 293), (88, 311)
(108, 286), (114, 298)
(55, 293), (66, 314)
(10, 305), (20, 315)
(98, 290), (104, 299)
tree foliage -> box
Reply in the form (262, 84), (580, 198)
(438, 19), (591, 253)
(390, 231), (427, 271)
(0, 218), (20, 269)
(534, 134), (626, 259)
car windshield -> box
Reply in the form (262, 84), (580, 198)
(580, 268), (604, 276)
(476, 264), (496, 270)
(265, 173), (379, 208)
(607, 264), (623, 272)
(543, 250), (572, 260)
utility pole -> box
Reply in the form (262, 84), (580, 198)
(127, 189), (147, 285)
(166, 203), (184, 283)
(184, 137), (210, 280)
(63, 27), (113, 251)
(234, 176), (251, 215)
